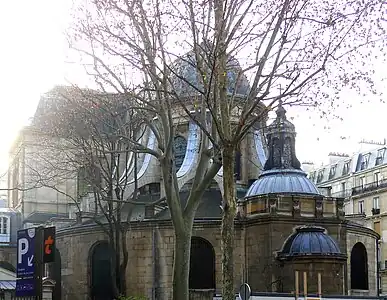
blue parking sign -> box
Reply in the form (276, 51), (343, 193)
(16, 228), (36, 297)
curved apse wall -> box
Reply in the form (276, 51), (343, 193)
(128, 130), (156, 184)
(177, 120), (200, 178)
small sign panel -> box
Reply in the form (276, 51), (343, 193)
(43, 226), (56, 263)
(16, 228), (36, 297)
(16, 228), (35, 278)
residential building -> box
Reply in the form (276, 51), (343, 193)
(309, 142), (387, 294)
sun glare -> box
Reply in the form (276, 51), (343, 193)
(0, 1), (72, 175)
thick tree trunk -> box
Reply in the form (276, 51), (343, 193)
(221, 145), (236, 300)
(172, 226), (193, 300)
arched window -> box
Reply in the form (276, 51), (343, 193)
(0, 216), (10, 243)
(47, 249), (61, 300)
(173, 136), (188, 170)
(189, 237), (216, 290)
(235, 148), (241, 181)
(351, 242), (369, 290)
(90, 242), (114, 300)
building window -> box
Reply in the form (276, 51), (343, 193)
(342, 160), (351, 175)
(329, 165), (337, 179)
(374, 172), (380, 184)
(341, 182), (346, 192)
(309, 172), (316, 181)
(358, 200), (364, 214)
(0, 216), (10, 243)
(317, 169), (325, 183)
(373, 197), (380, 209)
(361, 154), (370, 170)
(0, 217), (9, 235)
(360, 177), (365, 189)
(376, 148), (385, 166)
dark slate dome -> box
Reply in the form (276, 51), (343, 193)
(278, 226), (344, 259)
(245, 101), (321, 197)
(245, 169), (320, 196)
(170, 42), (250, 97)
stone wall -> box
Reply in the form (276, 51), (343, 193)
(245, 216), (347, 293)
(280, 260), (345, 295)
(56, 217), (378, 299)
(57, 228), (106, 300)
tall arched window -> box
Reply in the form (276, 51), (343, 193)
(351, 242), (369, 290)
(90, 242), (114, 300)
(189, 237), (216, 290)
(173, 136), (188, 170)
(235, 148), (241, 181)
(0, 216), (10, 243)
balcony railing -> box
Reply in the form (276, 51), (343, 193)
(352, 179), (387, 196)
(372, 208), (381, 215)
(330, 190), (352, 198)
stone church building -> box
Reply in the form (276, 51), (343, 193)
(7, 50), (380, 300)
(53, 104), (378, 300)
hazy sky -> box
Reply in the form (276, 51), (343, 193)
(0, 1), (386, 180)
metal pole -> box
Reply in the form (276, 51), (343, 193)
(35, 226), (44, 300)
(295, 270), (299, 300)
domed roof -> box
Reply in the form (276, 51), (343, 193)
(245, 169), (320, 197)
(170, 44), (250, 97)
(278, 226), (344, 259)
(245, 101), (321, 198)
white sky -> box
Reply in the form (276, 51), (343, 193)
(0, 1), (386, 181)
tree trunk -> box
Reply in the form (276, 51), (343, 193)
(221, 145), (236, 300)
(172, 226), (192, 300)
(120, 227), (128, 296)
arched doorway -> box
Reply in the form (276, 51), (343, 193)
(350, 242), (369, 290)
(189, 237), (216, 290)
(47, 249), (61, 300)
(90, 242), (114, 300)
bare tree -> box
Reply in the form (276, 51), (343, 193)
(66, 0), (385, 299)
(27, 85), (154, 298)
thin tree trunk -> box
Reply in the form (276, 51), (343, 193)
(172, 226), (192, 300)
(221, 145), (236, 300)
(120, 226), (128, 296)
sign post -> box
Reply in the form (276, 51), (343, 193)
(15, 227), (36, 297)
(239, 283), (252, 300)
(15, 226), (56, 299)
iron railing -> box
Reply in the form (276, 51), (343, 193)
(352, 178), (387, 196)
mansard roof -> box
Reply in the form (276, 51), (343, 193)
(309, 146), (387, 184)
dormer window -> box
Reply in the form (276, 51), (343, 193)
(342, 160), (350, 175)
(329, 164), (337, 179)
(317, 169), (325, 183)
(361, 154), (370, 170)
(376, 148), (385, 166)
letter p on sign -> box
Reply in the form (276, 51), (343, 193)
(18, 238), (28, 264)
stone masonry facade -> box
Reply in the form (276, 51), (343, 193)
(56, 217), (378, 300)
